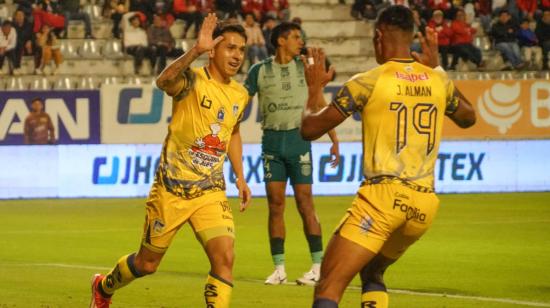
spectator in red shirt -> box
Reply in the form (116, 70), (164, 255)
(32, 0), (65, 35)
(428, 0), (452, 17)
(516, 0), (536, 20)
(173, 0), (202, 38)
(428, 10), (453, 69)
(264, 0), (290, 21)
(450, 9), (483, 69)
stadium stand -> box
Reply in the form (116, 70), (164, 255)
(0, 0), (549, 89)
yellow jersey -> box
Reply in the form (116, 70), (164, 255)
(157, 67), (249, 199)
(332, 59), (458, 191)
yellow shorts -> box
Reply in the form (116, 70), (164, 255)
(142, 182), (234, 254)
(335, 183), (439, 259)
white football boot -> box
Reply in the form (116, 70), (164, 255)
(264, 268), (287, 285)
(296, 266), (320, 286)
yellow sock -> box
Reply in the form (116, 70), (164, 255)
(361, 291), (389, 308)
(101, 253), (143, 296)
(204, 273), (233, 308)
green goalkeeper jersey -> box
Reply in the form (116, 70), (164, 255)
(244, 56), (307, 131)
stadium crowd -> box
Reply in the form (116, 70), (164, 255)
(349, 0), (550, 70)
(0, 0), (291, 75)
(2, 0), (550, 76)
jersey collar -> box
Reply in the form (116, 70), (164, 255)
(388, 58), (415, 63)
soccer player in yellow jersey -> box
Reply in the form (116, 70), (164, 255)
(300, 6), (476, 308)
(89, 14), (251, 308)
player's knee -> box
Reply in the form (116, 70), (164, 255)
(268, 201), (285, 216)
(295, 188), (313, 204)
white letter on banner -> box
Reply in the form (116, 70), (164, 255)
(46, 98), (90, 139)
(531, 81), (550, 127)
(0, 99), (29, 140)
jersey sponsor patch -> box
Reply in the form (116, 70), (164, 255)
(395, 71), (430, 82)
(189, 123), (226, 168)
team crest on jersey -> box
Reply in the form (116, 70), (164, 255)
(232, 104), (239, 116)
(299, 152), (312, 176)
(153, 218), (165, 233)
(217, 107), (225, 122)
(189, 123), (226, 168)
(282, 82), (291, 91)
(359, 216), (373, 234)
(280, 67), (289, 77)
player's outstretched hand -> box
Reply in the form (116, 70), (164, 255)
(237, 179), (251, 212)
(411, 27), (440, 69)
(195, 13), (224, 54)
(302, 47), (335, 91)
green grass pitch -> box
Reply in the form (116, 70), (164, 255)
(0, 192), (549, 307)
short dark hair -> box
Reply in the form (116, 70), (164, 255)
(270, 21), (301, 48)
(129, 14), (140, 23)
(244, 12), (256, 21)
(2, 20), (12, 27)
(499, 9), (510, 16)
(375, 5), (414, 33)
(213, 22), (247, 42)
(31, 97), (43, 103)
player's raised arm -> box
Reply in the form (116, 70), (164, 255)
(300, 48), (346, 141)
(411, 27), (476, 128)
(446, 87), (476, 128)
(155, 13), (224, 96)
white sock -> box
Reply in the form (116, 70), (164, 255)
(275, 265), (286, 273)
(311, 263), (321, 273)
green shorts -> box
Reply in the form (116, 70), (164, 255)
(262, 129), (313, 185)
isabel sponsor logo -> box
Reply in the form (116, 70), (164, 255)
(395, 71), (429, 83)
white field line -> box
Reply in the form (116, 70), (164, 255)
(1, 263), (549, 307)
(243, 278), (550, 307)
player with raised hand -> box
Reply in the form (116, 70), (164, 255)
(300, 5), (476, 308)
(89, 13), (251, 308)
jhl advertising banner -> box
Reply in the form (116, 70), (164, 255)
(0, 90), (100, 145)
(1, 140), (549, 199)
(99, 81), (550, 144)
